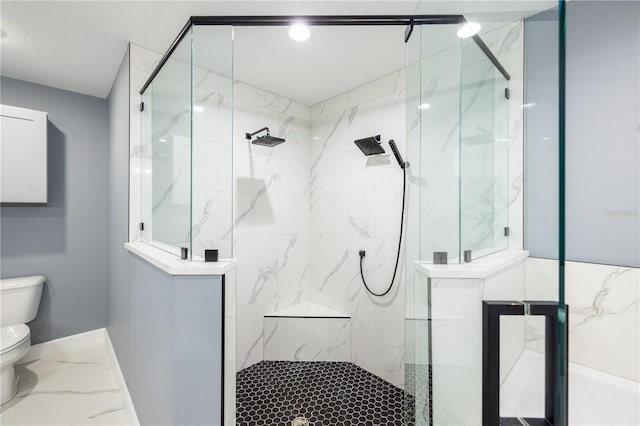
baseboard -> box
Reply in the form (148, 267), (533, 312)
(19, 328), (107, 364)
(104, 330), (141, 426)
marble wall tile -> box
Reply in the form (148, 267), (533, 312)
(263, 318), (307, 361)
(310, 93), (348, 122)
(277, 233), (309, 304)
(263, 317), (351, 362)
(525, 257), (639, 382)
(307, 69), (409, 387)
(233, 81), (312, 369)
(566, 262), (639, 382)
(307, 319), (351, 362)
(309, 109), (349, 177)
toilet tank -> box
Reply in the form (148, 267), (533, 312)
(1, 275), (45, 327)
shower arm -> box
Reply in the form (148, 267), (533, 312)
(246, 127), (270, 140)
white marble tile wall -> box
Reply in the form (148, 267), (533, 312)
(263, 317), (350, 362)
(525, 257), (640, 382)
(233, 82), (311, 370)
(191, 72), (234, 259)
(309, 69), (407, 387)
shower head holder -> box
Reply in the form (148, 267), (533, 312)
(246, 127), (271, 140)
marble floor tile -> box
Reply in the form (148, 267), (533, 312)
(0, 342), (128, 425)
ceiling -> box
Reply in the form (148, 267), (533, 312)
(0, 1), (555, 104)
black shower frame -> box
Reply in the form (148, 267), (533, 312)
(139, 14), (510, 95)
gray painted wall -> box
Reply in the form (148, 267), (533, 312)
(525, 2), (640, 267)
(565, 0), (639, 267)
(0, 77), (109, 343)
(524, 8), (560, 260)
(107, 47), (132, 379)
(107, 48), (224, 425)
(123, 253), (224, 425)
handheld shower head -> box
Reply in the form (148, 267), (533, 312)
(388, 140), (408, 169)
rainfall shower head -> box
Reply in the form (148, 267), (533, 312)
(246, 127), (286, 147)
(354, 135), (384, 156)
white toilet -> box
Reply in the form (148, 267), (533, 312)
(0, 275), (44, 405)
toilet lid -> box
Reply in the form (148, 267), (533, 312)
(1, 324), (30, 355)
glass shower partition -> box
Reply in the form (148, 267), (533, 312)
(459, 37), (510, 261)
(405, 4), (566, 425)
(139, 25), (234, 261)
(191, 25), (234, 260)
(140, 33), (193, 257)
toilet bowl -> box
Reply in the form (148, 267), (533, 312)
(0, 275), (44, 405)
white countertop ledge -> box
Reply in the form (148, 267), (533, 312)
(125, 242), (236, 276)
(415, 250), (529, 279)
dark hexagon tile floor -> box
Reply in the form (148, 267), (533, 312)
(236, 361), (416, 426)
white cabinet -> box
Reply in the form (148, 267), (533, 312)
(1, 105), (48, 203)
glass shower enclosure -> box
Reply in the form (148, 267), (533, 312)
(136, 6), (566, 425)
(404, 3), (566, 425)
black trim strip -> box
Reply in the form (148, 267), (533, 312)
(264, 315), (350, 319)
(221, 274), (226, 426)
(140, 18), (193, 95)
(191, 15), (464, 26)
(139, 14), (510, 94)
(471, 34), (511, 81)
(427, 278), (433, 426)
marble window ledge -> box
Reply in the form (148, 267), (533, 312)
(125, 242), (236, 276)
(415, 249), (529, 279)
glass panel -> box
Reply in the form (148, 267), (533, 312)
(459, 37), (510, 260)
(417, 24), (462, 264)
(408, 2), (564, 424)
(141, 31), (193, 256)
(140, 90), (152, 245)
(405, 23), (429, 426)
(191, 25), (234, 261)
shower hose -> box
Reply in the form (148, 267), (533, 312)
(359, 165), (407, 297)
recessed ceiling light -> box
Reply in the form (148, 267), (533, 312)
(289, 23), (310, 42)
(457, 22), (482, 38)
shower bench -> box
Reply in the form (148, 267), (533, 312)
(263, 302), (351, 362)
